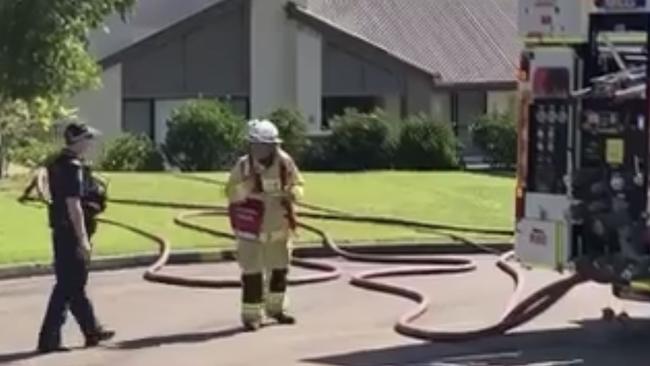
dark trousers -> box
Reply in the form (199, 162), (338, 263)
(38, 228), (99, 347)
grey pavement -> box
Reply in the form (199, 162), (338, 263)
(1, 256), (649, 366)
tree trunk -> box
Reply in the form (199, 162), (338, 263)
(0, 135), (5, 179)
(0, 158), (6, 179)
(0, 133), (9, 179)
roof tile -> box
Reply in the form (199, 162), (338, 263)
(306, 0), (520, 84)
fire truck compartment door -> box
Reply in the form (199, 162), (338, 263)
(516, 218), (570, 270)
(525, 192), (571, 221)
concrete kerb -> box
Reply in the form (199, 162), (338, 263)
(0, 242), (512, 281)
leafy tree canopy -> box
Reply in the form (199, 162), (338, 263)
(0, 0), (135, 101)
(0, 0), (135, 176)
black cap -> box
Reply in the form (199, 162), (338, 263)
(64, 123), (101, 145)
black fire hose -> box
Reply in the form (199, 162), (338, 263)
(104, 196), (587, 343)
(98, 214), (342, 289)
(20, 186), (587, 342)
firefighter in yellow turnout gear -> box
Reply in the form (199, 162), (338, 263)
(226, 119), (304, 331)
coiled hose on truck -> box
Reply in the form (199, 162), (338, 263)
(23, 177), (587, 343)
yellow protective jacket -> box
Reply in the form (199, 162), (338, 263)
(226, 149), (304, 236)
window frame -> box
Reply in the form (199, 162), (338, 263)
(122, 98), (156, 140)
(321, 95), (384, 129)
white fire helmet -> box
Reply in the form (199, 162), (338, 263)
(247, 119), (282, 144)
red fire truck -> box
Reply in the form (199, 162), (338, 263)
(515, 0), (650, 300)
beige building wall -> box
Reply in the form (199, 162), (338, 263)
(250, 0), (298, 117)
(71, 64), (122, 140)
(70, 64), (123, 159)
(295, 23), (323, 133)
(250, 0), (324, 134)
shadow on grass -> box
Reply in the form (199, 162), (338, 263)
(464, 169), (515, 179)
(172, 169), (516, 181)
(303, 317), (650, 366)
(172, 174), (225, 187)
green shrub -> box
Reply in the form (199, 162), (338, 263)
(164, 100), (245, 171)
(395, 114), (459, 170)
(266, 108), (308, 159)
(99, 133), (164, 171)
(327, 108), (395, 171)
(12, 140), (59, 168)
(10, 125), (60, 168)
(299, 136), (332, 171)
(470, 110), (516, 168)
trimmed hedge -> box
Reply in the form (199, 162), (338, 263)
(470, 110), (516, 168)
(326, 108), (396, 171)
(145, 101), (465, 172)
(267, 108), (308, 160)
(11, 139), (59, 168)
(164, 99), (245, 171)
(395, 114), (458, 170)
(299, 136), (332, 171)
(99, 133), (164, 171)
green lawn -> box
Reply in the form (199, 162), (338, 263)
(0, 171), (514, 265)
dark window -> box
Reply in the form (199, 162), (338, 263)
(451, 90), (487, 157)
(450, 94), (459, 133)
(123, 99), (154, 139)
(321, 96), (382, 129)
(455, 91), (487, 125)
(532, 67), (570, 98)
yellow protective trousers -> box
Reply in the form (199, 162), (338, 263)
(237, 233), (291, 323)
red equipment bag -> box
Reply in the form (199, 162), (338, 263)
(228, 155), (298, 239)
(228, 156), (265, 239)
(228, 197), (265, 240)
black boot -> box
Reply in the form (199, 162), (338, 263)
(37, 342), (71, 354)
(37, 332), (69, 354)
(241, 273), (264, 332)
(85, 328), (115, 347)
(267, 269), (294, 325)
(270, 312), (296, 325)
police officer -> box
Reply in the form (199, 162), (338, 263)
(37, 122), (114, 353)
(226, 119), (304, 331)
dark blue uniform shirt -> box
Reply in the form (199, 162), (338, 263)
(47, 149), (84, 229)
